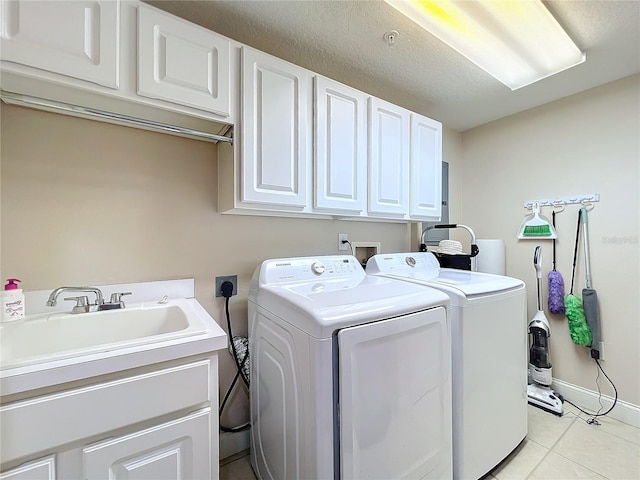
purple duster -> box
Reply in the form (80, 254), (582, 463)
(548, 270), (565, 314)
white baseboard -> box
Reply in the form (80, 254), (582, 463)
(552, 379), (640, 428)
(219, 430), (250, 462)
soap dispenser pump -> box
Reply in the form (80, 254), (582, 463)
(2, 278), (25, 322)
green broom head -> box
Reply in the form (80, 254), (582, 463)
(564, 293), (592, 346)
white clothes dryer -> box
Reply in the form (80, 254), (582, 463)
(367, 252), (527, 480)
(248, 255), (452, 480)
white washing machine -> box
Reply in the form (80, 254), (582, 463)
(366, 252), (527, 480)
(248, 255), (452, 480)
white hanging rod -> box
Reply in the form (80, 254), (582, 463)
(523, 193), (600, 209)
(0, 91), (233, 144)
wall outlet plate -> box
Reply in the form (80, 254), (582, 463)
(338, 233), (349, 251)
(215, 275), (237, 297)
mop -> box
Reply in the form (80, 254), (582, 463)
(580, 207), (602, 359)
(548, 211), (565, 314)
(564, 210), (592, 346)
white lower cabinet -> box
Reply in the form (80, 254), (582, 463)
(0, 456), (55, 480)
(83, 409), (211, 480)
(0, 356), (219, 480)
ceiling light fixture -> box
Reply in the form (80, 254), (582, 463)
(384, 0), (585, 90)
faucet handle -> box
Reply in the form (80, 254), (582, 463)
(64, 296), (90, 314)
(109, 292), (132, 304)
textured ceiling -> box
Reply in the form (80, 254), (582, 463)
(146, 0), (640, 132)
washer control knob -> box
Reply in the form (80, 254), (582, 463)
(311, 262), (325, 275)
(405, 256), (417, 267)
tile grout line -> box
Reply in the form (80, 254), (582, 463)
(524, 408), (578, 479)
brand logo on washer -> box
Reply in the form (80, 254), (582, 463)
(405, 256), (416, 267)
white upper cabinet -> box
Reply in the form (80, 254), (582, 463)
(0, 0), (119, 88)
(368, 97), (411, 218)
(409, 113), (443, 219)
(314, 76), (367, 214)
(241, 47), (310, 208)
(137, 3), (231, 117)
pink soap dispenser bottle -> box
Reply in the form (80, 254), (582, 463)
(1, 278), (25, 322)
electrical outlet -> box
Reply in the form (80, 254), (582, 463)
(338, 233), (349, 251)
(598, 341), (605, 361)
(215, 275), (237, 297)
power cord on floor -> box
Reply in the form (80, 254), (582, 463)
(563, 358), (618, 425)
(219, 281), (251, 433)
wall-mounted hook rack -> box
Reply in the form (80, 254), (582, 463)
(523, 193), (600, 209)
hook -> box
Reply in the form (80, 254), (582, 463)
(581, 198), (595, 211)
(552, 200), (566, 213)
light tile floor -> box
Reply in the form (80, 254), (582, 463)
(220, 404), (640, 479)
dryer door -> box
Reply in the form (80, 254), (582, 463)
(337, 307), (452, 480)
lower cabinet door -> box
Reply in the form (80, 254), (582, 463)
(0, 456), (55, 480)
(83, 409), (212, 480)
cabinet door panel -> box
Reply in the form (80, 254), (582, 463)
(368, 98), (410, 217)
(138, 3), (230, 116)
(0, 0), (119, 88)
(0, 456), (55, 480)
(410, 114), (443, 219)
(83, 409), (211, 480)
(314, 76), (367, 213)
(1, 360), (210, 464)
(241, 47), (309, 207)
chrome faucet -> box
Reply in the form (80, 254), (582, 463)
(46, 287), (132, 313)
(47, 287), (104, 307)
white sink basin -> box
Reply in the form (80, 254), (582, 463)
(0, 298), (227, 395)
(2, 302), (202, 369)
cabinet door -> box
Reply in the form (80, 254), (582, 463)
(83, 409), (212, 480)
(314, 76), (367, 213)
(137, 3), (231, 117)
(0, 456), (55, 480)
(409, 113), (443, 219)
(368, 97), (410, 217)
(241, 47), (310, 208)
(0, 0), (119, 88)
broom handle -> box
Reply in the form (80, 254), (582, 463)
(570, 210), (581, 294)
(581, 207), (592, 289)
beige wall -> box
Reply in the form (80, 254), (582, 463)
(459, 74), (640, 406)
(0, 103), (412, 426)
(2, 74), (638, 426)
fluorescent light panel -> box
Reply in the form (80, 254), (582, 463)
(385, 0), (585, 90)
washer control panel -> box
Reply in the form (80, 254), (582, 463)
(262, 255), (363, 284)
(366, 252), (441, 276)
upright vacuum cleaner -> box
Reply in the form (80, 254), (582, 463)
(527, 246), (564, 415)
